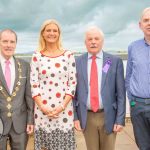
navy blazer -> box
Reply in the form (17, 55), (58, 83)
(73, 52), (126, 134)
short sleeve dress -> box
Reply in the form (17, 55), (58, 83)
(30, 50), (77, 150)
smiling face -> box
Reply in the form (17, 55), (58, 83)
(0, 31), (16, 59)
(42, 23), (60, 45)
(85, 27), (104, 55)
(139, 8), (150, 38)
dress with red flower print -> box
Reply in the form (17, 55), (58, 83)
(30, 50), (77, 150)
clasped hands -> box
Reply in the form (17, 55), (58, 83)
(40, 105), (64, 119)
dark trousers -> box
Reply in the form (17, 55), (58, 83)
(131, 101), (150, 150)
(0, 124), (28, 150)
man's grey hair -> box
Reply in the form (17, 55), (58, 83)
(85, 26), (104, 39)
(140, 7), (150, 20)
(0, 29), (17, 42)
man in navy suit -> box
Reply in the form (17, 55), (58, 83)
(74, 26), (126, 150)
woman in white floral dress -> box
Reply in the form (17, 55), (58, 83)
(30, 19), (77, 150)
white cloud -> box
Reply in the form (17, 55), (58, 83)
(104, 22), (143, 51)
(0, 0), (149, 53)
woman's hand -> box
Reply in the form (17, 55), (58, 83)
(47, 104), (65, 119)
(39, 105), (52, 115)
(53, 105), (63, 115)
(47, 110), (59, 119)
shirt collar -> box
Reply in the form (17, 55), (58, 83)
(0, 54), (14, 65)
(88, 50), (103, 59)
(143, 38), (150, 46)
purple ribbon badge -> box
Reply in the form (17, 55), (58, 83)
(102, 59), (112, 73)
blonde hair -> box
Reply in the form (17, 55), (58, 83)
(37, 19), (63, 51)
(140, 7), (150, 20)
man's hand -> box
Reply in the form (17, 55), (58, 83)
(26, 124), (34, 134)
(74, 120), (82, 131)
(113, 124), (123, 133)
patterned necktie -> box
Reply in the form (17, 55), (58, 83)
(5, 60), (11, 90)
(90, 55), (99, 112)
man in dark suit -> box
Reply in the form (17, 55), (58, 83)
(0, 29), (34, 150)
(74, 26), (126, 150)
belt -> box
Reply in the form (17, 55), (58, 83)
(132, 95), (150, 104)
(88, 109), (104, 113)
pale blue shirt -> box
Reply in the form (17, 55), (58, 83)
(126, 39), (150, 100)
(87, 51), (103, 109)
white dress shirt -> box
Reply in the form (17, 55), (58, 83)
(87, 51), (103, 110)
(0, 54), (16, 94)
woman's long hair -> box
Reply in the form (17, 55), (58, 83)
(37, 19), (63, 51)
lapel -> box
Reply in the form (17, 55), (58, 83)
(12, 57), (19, 93)
(81, 53), (88, 92)
(0, 62), (10, 94)
(101, 52), (112, 92)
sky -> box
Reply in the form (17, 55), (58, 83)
(0, 0), (149, 53)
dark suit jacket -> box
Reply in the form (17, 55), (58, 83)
(0, 57), (34, 135)
(73, 52), (126, 134)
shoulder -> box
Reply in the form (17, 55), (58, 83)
(103, 52), (123, 68)
(30, 51), (41, 63)
(64, 50), (75, 57)
(75, 52), (88, 62)
(128, 39), (144, 51)
(32, 51), (41, 57)
(19, 58), (28, 64)
(16, 58), (29, 65)
(103, 52), (122, 62)
(129, 39), (143, 46)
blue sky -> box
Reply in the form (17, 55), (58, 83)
(0, 0), (149, 53)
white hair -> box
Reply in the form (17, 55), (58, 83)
(140, 7), (150, 20)
(85, 26), (104, 39)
